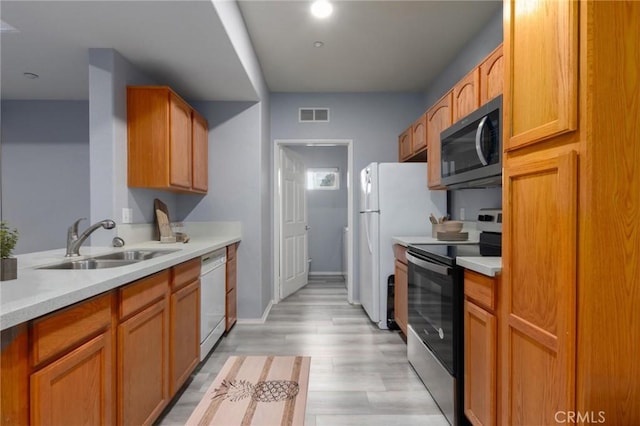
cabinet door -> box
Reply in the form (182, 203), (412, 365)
(501, 151), (577, 425)
(398, 127), (412, 162)
(118, 299), (169, 426)
(191, 111), (208, 193)
(426, 91), (452, 189)
(480, 44), (504, 105)
(225, 254), (237, 331)
(393, 260), (408, 335)
(453, 68), (480, 122)
(169, 93), (192, 189)
(504, 0), (578, 150)
(411, 114), (427, 153)
(31, 332), (113, 426)
(170, 279), (200, 396)
(464, 300), (496, 426)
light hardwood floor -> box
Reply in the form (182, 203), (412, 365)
(157, 276), (448, 426)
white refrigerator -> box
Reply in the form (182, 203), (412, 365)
(359, 162), (446, 328)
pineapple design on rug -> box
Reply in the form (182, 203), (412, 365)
(213, 379), (300, 402)
(187, 355), (311, 426)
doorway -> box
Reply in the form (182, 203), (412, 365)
(273, 139), (354, 304)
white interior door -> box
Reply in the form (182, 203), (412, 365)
(280, 147), (308, 299)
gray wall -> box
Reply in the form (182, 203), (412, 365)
(270, 92), (424, 302)
(423, 9), (503, 108)
(179, 100), (269, 320)
(1, 101), (90, 254)
(288, 145), (348, 274)
(88, 48), (180, 247)
(421, 8), (503, 220)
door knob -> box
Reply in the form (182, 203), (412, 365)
(305, 225), (311, 230)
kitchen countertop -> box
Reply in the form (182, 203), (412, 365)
(0, 233), (240, 331)
(392, 233), (480, 246)
(456, 256), (502, 277)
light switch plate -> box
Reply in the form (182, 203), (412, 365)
(122, 208), (133, 224)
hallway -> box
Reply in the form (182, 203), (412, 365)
(158, 276), (447, 425)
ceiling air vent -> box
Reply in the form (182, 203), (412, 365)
(299, 108), (330, 123)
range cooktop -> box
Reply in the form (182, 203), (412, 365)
(408, 244), (481, 266)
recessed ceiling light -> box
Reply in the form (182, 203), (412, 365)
(313, 41), (324, 48)
(23, 72), (39, 80)
(311, 0), (333, 19)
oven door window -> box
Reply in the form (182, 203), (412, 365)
(408, 261), (455, 375)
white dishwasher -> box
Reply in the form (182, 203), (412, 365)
(200, 248), (226, 361)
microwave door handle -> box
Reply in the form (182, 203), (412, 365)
(406, 253), (451, 276)
(475, 116), (490, 166)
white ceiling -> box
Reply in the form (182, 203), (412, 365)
(1, 0), (501, 101)
(238, 0), (501, 93)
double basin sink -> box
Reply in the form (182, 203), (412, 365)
(40, 249), (180, 270)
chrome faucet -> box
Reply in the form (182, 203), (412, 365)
(65, 218), (116, 257)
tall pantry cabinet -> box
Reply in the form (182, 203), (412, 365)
(500, 1), (640, 425)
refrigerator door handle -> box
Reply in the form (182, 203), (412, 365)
(359, 209), (380, 214)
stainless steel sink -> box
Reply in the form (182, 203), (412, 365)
(38, 249), (180, 270)
(40, 259), (140, 270)
(92, 249), (180, 261)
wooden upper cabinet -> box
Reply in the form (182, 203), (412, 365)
(453, 68), (480, 122)
(398, 127), (413, 161)
(480, 44), (504, 105)
(128, 86), (208, 194)
(426, 91), (452, 190)
(411, 114), (427, 153)
(191, 110), (209, 193)
(168, 93), (192, 189)
(504, 0), (578, 150)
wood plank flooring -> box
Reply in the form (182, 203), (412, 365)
(157, 276), (448, 426)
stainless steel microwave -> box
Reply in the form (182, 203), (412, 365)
(440, 95), (502, 189)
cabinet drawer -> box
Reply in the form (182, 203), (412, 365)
(464, 270), (496, 312)
(31, 293), (112, 367)
(172, 258), (200, 291)
(119, 270), (169, 320)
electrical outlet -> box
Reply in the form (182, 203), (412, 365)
(460, 208), (465, 221)
(122, 208), (133, 224)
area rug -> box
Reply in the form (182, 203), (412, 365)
(187, 356), (311, 426)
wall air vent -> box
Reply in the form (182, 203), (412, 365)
(299, 108), (330, 123)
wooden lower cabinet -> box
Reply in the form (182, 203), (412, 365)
(30, 331), (113, 426)
(464, 270), (498, 426)
(170, 279), (200, 395)
(118, 297), (170, 426)
(225, 243), (238, 331)
(0, 253), (229, 425)
(393, 260), (408, 335)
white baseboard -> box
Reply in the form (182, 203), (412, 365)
(309, 271), (346, 276)
(236, 300), (273, 324)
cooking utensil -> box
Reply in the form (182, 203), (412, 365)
(429, 213), (438, 224)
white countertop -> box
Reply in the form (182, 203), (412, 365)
(392, 234), (480, 246)
(457, 256), (502, 277)
(0, 233), (240, 331)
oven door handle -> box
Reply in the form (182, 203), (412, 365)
(406, 253), (452, 276)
